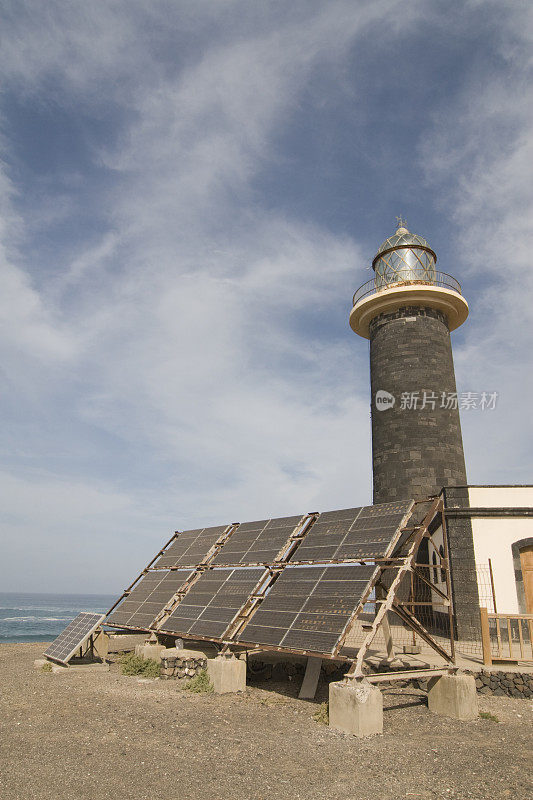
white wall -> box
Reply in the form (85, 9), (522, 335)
(468, 486), (533, 508)
(468, 486), (533, 614)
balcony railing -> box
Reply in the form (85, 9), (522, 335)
(352, 271), (463, 307)
(480, 607), (533, 665)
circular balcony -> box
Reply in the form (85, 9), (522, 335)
(352, 271), (463, 306)
(349, 271), (468, 339)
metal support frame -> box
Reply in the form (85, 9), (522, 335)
(345, 497), (454, 679)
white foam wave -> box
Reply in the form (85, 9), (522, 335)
(2, 616), (74, 622)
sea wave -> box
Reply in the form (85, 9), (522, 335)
(0, 608), (88, 617)
(3, 616), (74, 622)
(0, 606), (75, 612)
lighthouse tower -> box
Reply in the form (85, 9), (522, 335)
(350, 220), (469, 504)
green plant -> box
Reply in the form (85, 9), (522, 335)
(119, 653), (161, 678)
(313, 702), (329, 725)
(41, 661), (53, 672)
(185, 669), (214, 694)
(479, 711), (499, 722)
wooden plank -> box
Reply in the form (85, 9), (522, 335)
(517, 618), (525, 660)
(381, 612), (395, 661)
(495, 617), (503, 658)
(506, 618), (513, 660)
(488, 558), (497, 613)
(366, 668), (454, 683)
(298, 657), (322, 699)
(480, 607), (492, 667)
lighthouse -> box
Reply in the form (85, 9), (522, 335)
(349, 220), (486, 641)
(350, 220), (469, 504)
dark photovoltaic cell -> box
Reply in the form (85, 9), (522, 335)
(152, 526), (229, 568)
(160, 567), (267, 640)
(211, 515), (303, 566)
(44, 612), (105, 664)
(106, 570), (194, 629)
(291, 501), (412, 563)
(236, 563), (376, 654)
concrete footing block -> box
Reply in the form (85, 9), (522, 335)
(160, 647), (205, 660)
(206, 655), (246, 694)
(134, 643), (166, 661)
(403, 645), (421, 655)
(54, 663), (109, 674)
(427, 674), (478, 721)
(329, 680), (383, 736)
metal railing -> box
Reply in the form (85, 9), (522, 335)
(352, 271), (463, 307)
(480, 607), (533, 665)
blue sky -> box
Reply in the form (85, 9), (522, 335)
(1, 1), (532, 593)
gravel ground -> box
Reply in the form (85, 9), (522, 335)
(1, 643), (532, 800)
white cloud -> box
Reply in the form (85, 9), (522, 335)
(3, 0), (531, 597)
(0, 165), (76, 371)
(420, 4), (533, 483)
(1, 1), (398, 590)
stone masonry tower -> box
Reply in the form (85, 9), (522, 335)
(350, 220), (469, 504)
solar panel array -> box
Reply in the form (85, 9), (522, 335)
(236, 564), (376, 654)
(103, 500), (415, 656)
(210, 515), (303, 566)
(160, 568), (267, 640)
(44, 612), (105, 664)
(291, 501), (412, 563)
(153, 525), (230, 569)
(106, 569), (194, 629)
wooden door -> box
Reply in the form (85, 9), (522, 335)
(520, 545), (533, 614)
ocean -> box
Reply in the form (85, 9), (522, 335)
(0, 592), (116, 643)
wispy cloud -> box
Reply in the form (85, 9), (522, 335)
(420, 2), (533, 481)
(0, 1), (531, 592)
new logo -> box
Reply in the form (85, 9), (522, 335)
(375, 390), (395, 411)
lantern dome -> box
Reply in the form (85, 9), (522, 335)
(372, 220), (437, 288)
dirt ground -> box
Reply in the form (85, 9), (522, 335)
(1, 643), (531, 800)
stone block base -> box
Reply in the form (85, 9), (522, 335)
(206, 655), (246, 694)
(160, 648), (207, 679)
(427, 674), (477, 721)
(329, 680), (383, 736)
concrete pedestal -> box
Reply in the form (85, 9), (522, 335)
(160, 647), (206, 660)
(427, 674), (477, 721)
(92, 631), (109, 660)
(329, 680), (383, 737)
(135, 643), (166, 661)
(206, 655), (246, 694)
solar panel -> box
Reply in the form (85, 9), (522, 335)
(211, 515), (303, 566)
(106, 569), (194, 629)
(291, 501), (412, 563)
(152, 525), (230, 569)
(44, 612), (105, 665)
(235, 563), (376, 655)
(159, 567), (267, 640)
